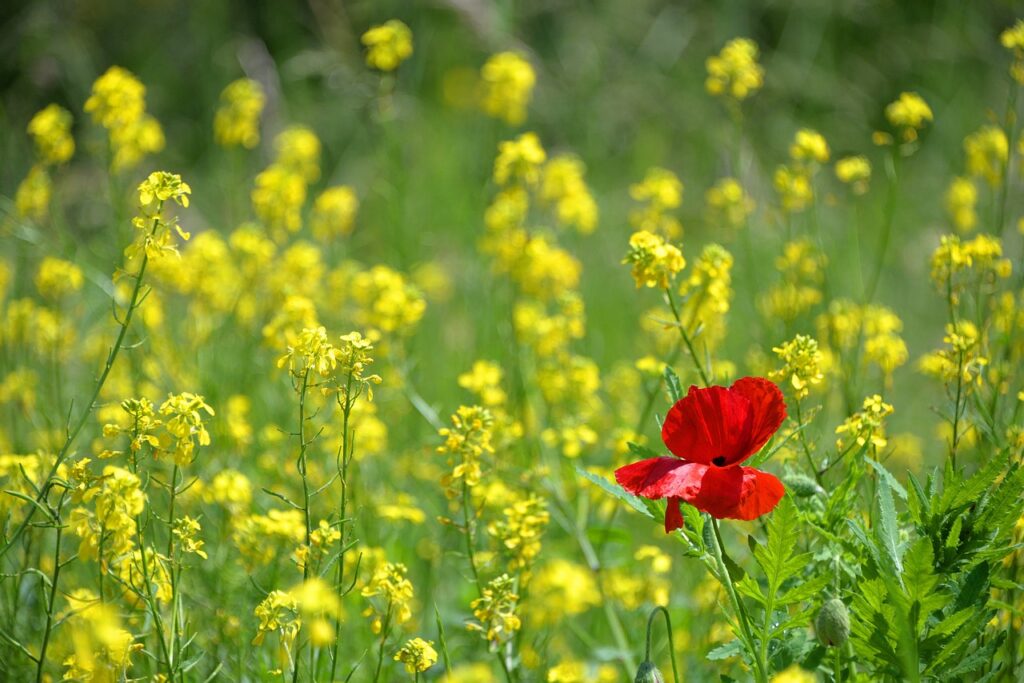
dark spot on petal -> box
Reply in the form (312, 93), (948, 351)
(712, 456), (726, 466)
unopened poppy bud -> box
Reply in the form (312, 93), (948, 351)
(784, 473), (824, 497)
(634, 660), (666, 683)
(815, 598), (850, 647)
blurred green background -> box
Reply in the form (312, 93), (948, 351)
(1, 0), (1021, 452)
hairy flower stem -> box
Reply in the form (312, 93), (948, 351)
(0, 206), (162, 561)
(644, 606), (680, 683)
(34, 492), (68, 683)
(665, 286), (711, 387)
(329, 374), (355, 683)
(711, 518), (768, 683)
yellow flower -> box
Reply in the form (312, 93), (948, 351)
(623, 230), (685, 289)
(362, 19), (413, 72)
(964, 125), (1008, 187)
(394, 638), (438, 674)
(771, 664), (816, 683)
(494, 132), (547, 186)
(789, 128), (830, 164)
(84, 65), (146, 129)
(771, 334), (825, 399)
(311, 185), (359, 241)
(1000, 19), (1024, 83)
(35, 257), (84, 300)
(27, 104), (74, 165)
(835, 155), (871, 195)
(480, 51), (535, 125)
(214, 78), (265, 148)
(15, 165), (51, 222)
(774, 165), (813, 213)
(884, 91), (932, 142)
(705, 37), (764, 101)
(705, 176), (755, 228)
(944, 177), (978, 232)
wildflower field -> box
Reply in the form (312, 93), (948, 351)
(3, 2), (1024, 681)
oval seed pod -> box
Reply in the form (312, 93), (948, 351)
(815, 597), (851, 647)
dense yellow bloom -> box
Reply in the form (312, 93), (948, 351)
(438, 405), (494, 491)
(361, 561), (414, 633)
(233, 509), (306, 567)
(69, 465), (145, 562)
(513, 294), (585, 359)
(944, 177), (978, 232)
(488, 492), (549, 571)
(526, 559), (600, 625)
(362, 19), (413, 71)
(964, 125), (1008, 186)
(1001, 19), (1024, 83)
(930, 233), (1012, 293)
(28, 104), (74, 165)
(771, 334), (825, 399)
(253, 590), (301, 646)
(35, 256), (84, 300)
(274, 126), (321, 183)
(214, 78), (265, 148)
(623, 230), (685, 289)
(835, 395), (894, 451)
(202, 468), (252, 515)
(884, 92), (932, 142)
(540, 155), (598, 234)
(630, 167), (684, 237)
(480, 51), (535, 125)
(468, 574), (521, 647)
(15, 165), (51, 221)
(61, 590), (141, 681)
(789, 128), (830, 164)
(705, 37), (764, 101)
(84, 66), (146, 129)
(919, 321), (988, 385)
(130, 171), (192, 260)
(458, 361), (507, 407)
(705, 177), (754, 228)
(835, 156), (871, 194)
(311, 185), (359, 241)
(158, 392), (215, 465)
(351, 265), (426, 334)
(774, 165), (813, 213)
(394, 638), (438, 673)
(494, 132), (547, 186)
(252, 165), (306, 236)
(679, 243), (734, 349)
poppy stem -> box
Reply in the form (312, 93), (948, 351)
(644, 606), (681, 683)
(664, 286), (711, 387)
(710, 518), (768, 683)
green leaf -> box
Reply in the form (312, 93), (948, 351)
(664, 365), (683, 403)
(874, 472), (903, 580)
(778, 572), (831, 607)
(627, 441), (663, 460)
(575, 467), (653, 519)
(706, 639), (743, 661)
(866, 457), (908, 500)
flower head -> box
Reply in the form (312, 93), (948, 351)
(480, 52), (536, 125)
(394, 638), (438, 674)
(615, 377), (787, 532)
(362, 19), (413, 72)
(705, 38), (764, 102)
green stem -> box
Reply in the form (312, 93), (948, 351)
(664, 286), (711, 387)
(644, 606), (680, 683)
(35, 493), (67, 683)
(711, 519), (768, 683)
(864, 149), (899, 304)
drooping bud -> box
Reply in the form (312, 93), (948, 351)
(634, 660), (666, 683)
(815, 598), (850, 647)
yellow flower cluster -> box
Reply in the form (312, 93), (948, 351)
(759, 239), (825, 322)
(438, 405), (495, 492)
(350, 265), (427, 334)
(468, 573), (521, 648)
(835, 156), (871, 195)
(15, 165), (52, 222)
(963, 125), (1008, 187)
(214, 78), (265, 148)
(158, 392), (214, 465)
(172, 515), (208, 559)
(311, 185), (360, 241)
(487, 492), (550, 572)
(493, 132), (547, 186)
(252, 126), (322, 239)
(480, 51), (536, 125)
(361, 561), (415, 633)
(1001, 19), (1024, 83)
(883, 91), (933, 143)
(232, 509), (305, 568)
(678, 243), (734, 351)
(35, 256), (84, 300)
(28, 103), (75, 165)
(631, 167), (684, 238)
(623, 230), (685, 289)
(817, 299), (908, 382)
(130, 170), (193, 261)
(919, 321), (988, 385)
(835, 395), (894, 451)
(771, 334), (825, 399)
(362, 19), (414, 72)
(394, 637), (438, 673)
(789, 128), (830, 165)
(705, 177), (755, 229)
(61, 590), (141, 681)
(85, 66), (165, 171)
(69, 465), (145, 562)
(930, 233), (1012, 295)
(944, 177), (978, 233)
(705, 37), (764, 102)
(541, 155), (599, 234)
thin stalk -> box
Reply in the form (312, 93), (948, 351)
(0, 207), (162, 560)
(371, 602), (393, 683)
(793, 399), (822, 484)
(34, 493), (67, 683)
(644, 606), (680, 683)
(711, 519), (768, 683)
(330, 375), (355, 682)
(664, 286), (711, 387)
(293, 368), (312, 683)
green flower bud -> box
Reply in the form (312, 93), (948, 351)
(634, 661), (666, 683)
(784, 473), (825, 497)
(815, 598), (850, 647)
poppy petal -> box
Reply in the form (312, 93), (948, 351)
(728, 377), (787, 465)
(661, 385), (753, 464)
(683, 464), (745, 518)
(729, 467), (785, 520)
(664, 497), (684, 532)
(614, 458), (706, 499)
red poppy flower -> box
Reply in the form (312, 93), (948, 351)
(615, 376), (787, 532)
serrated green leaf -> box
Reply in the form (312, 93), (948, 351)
(664, 365), (683, 403)
(867, 457), (908, 500)
(753, 494), (801, 596)
(627, 441), (663, 460)
(706, 639), (743, 661)
(874, 473), (903, 580)
(778, 572), (830, 607)
(575, 467), (653, 519)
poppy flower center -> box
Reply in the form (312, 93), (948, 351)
(712, 456), (727, 466)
